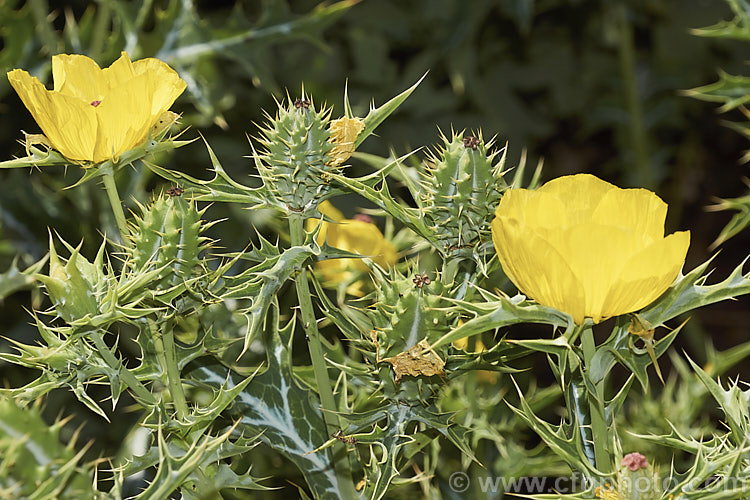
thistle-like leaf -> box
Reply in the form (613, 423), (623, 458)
(186, 303), (347, 500)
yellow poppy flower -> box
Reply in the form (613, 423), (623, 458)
(307, 201), (398, 296)
(491, 174), (690, 325)
(7, 51), (186, 164)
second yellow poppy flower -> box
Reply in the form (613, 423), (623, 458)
(491, 174), (690, 324)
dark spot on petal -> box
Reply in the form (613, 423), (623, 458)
(90, 100), (101, 107)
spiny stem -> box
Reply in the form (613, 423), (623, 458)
(101, 168), (129, 243)
(580, 325), (611, 474)
(89, 329), (156, 407)
(288, 212), (357, 498)
(149, 319), (189, 420)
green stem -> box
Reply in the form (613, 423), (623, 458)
(90, 1), (112, 62)
(441, 255), (475, 301)
(29, 0), (58, 54)
(150, 320), (189, 420)
(616, 4), (653, 188)
(89, 329), (156, 407)
(288, 213), (357, 498)
(101, 168), (129, 243)
(580, 325), (611, 474)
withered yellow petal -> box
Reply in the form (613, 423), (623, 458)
(327, 116), (365, 167)
(491, 173), (690, 324)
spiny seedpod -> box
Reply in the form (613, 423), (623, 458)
(256, 93), (335, 214)
(366, 268), (456, 401)
(36, 236), (105, 322)
(128, 192), (209, 291)
(419, 131), (507, 254)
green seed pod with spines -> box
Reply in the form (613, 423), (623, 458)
(365, 267), (456, 401)
(128, 193), (208, 290)
(256, 94), (337, 214)
(420, 131), (507, 253)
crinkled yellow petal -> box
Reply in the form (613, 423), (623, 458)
(52, 54), (106, 102)
(132, 56), (187, 119)
(591, 187), (667, 246)
(600, 230), (690, 318)
(101, 52), (136, 90)
(8, 69), (97, 161)
(93, 72), (153, 163)
(495, 189), (570, 230)
(492, 215), (587, 324)
(538, 174), (616, 224)
(553, 223), (634, 322)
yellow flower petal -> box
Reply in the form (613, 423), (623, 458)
(494, 188), (570, 230)
(93, 72), (154, 162)
(101, 52), (136, 89)
(52, 54), (107, 101)
(537, 173), (615, 224)
(601, 231), (690, 317)
(317, 200), (345, 221)
(492, 215), (587, 324)
(555, 224), (633, 322)
(307, 200), (346, 246)
(132, 56), (187, 118)
(591, 187), (668, 246)
(8, 69), (97, 161)
(491, 173), (690, 324)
